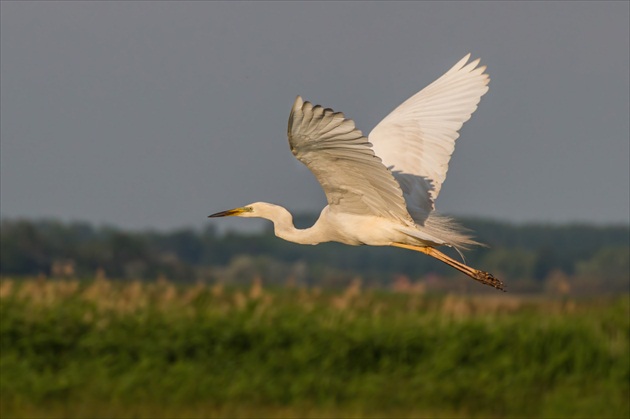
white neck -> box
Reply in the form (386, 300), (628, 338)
(251, 203), (326, 245)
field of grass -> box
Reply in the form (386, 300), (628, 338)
(1, 277), (628, 418)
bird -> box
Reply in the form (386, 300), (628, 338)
(209, 54), (504, 291)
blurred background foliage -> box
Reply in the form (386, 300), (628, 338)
(1, 217), (628, 293)
(1, 217), (628, 418)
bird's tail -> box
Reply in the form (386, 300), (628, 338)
(421, 212), (485, 251)
(394, 213), (485, 259)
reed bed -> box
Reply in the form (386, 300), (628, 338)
(1, 277), (628, 418)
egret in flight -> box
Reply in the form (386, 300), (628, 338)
(210, 55), (504, 291)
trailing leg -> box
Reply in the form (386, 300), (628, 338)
(391, 243), (505, 291)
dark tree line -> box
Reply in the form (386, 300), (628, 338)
(1, 217), (628, 290)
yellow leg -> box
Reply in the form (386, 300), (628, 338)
(391, 243), (505, 291)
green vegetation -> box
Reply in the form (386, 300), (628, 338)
(1, 278), (628, 418)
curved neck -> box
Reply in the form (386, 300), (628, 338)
(256, 204), (324, 245)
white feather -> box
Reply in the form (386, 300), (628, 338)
(369, 54), (490, 226)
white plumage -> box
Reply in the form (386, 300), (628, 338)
(210, 55), (504, 291)
(370, 54), (489, 223)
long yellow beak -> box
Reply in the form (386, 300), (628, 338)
(208, 207), (248, 218)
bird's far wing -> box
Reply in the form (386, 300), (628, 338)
(288, 96), (414, 225)
(368, 54), (490, 225)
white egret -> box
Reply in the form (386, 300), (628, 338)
(210, 55), (504, 291)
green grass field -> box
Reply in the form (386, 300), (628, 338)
(1, 278), (628, 418)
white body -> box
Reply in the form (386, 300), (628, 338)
(242, 202), (447, 247)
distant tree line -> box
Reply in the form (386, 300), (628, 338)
(1, 217), (628, 292)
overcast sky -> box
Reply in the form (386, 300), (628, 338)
(1, 1), (629, 231)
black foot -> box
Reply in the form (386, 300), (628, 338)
(473, 271), (506, 292)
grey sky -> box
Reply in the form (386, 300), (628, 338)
(1, 1), (629, 231)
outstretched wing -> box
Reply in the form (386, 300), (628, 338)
(288, 96), (414, 225)
(369, 54), (490, 225)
